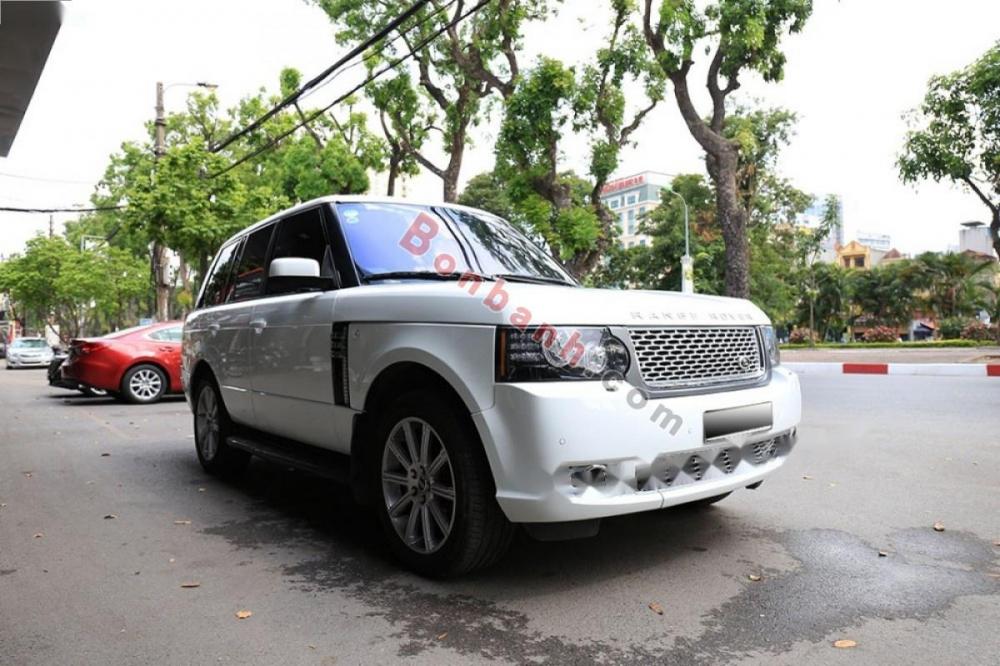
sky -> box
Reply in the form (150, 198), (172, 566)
(1, 0), (998, 257)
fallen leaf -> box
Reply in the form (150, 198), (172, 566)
(833, 639), (857, 649)
(197, 487), (206, 492)
(180, 582), (201, 588)
(103, 514), (117, 520)
(22, 472), (32, 478)
(802, 475), (813, 480)
(878, 550), (888, 558)
(828, 482), (837, 488)
(307, 645), (316, 650)
(173, 520), (191, 525)
(235, 610), (252, 620)
(748, 574), (762, 582)
(33, 533), (44, 539)
(648, 602), (664, 615)
(933, 522), (945, 532)
(436, 633), (448, 640)
(0, 503), (7, 508)
(168, 558), (176, 563)
(100, 453), (110, 457)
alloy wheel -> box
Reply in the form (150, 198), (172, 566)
(381, 417), (457, 554)
(129, 368), (162, 401)
(195, 386), (220, 461)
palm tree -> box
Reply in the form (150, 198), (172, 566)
(913, 252), (995, 320)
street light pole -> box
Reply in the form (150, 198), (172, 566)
(664, 187), (694, 294)
(151, 81), (217, 322)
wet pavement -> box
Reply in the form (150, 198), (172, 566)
(1, 368), (997, 664)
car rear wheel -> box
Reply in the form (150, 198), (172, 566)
(193, 378), (249, 477)
(121, 364), (167, 404)
(372, 392), (514, 578)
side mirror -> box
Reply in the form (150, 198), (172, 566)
(269, 257), (320, 279)
(267, 257), (334, 294)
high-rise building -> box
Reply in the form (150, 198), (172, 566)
(599, 171), (673, 248)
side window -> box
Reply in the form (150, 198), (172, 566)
(267, 208), (334, 294)
(230, 225), (274, 303)
(149, 326), (182, 342)
(199, 240), (240, 308)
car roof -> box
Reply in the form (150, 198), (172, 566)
(231, 195), (494, 243)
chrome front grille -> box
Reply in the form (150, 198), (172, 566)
(629, 326), (765, 389)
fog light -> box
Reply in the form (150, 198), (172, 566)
(570, 464), (608, 487)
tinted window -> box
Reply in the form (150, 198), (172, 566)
(445, 208), (574, 282)
(149, 326), (182, 342)
(271, 208), (329, 268)
(231, 225), (274, 302)
(200, 241), (240, 308)
(336, 203), (470, 277)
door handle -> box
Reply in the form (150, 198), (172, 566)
(250, 318), (267, 334)
(208, 323), (220, 336)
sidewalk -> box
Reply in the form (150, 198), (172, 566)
(782, 346), (1000, 364)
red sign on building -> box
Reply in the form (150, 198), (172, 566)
(601, 174), (646, 195)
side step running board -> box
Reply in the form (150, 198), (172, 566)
(227, 434), (350, 483)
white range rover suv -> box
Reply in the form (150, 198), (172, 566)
(183, 196), (801, 576)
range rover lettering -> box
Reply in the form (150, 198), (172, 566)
(182, 196), (802, 577)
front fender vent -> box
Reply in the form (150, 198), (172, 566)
(331, 323), (349, 406)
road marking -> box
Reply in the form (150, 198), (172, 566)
(81, 410), (132, 440)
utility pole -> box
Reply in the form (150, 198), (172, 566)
(48, 213), (54, 238)
(152, 81), (169, 322)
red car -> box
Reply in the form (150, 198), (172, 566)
(61, 321), (184, 404)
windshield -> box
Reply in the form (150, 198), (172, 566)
(336, 202), (575, 284)
(103, 325), (151, 339)
(12, 339), (48, 349)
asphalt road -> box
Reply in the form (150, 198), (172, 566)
(1, 367), (998, 665)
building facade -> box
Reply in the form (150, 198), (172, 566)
(856, 230), (892, 252)
(599, 171), (672, 248)
(959, 221), (993, 256)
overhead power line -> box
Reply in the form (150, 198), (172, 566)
(211, 0), (434, 154)
(0, 205), (125, 214)
(209, 0), (491, 180)
(0, 171), (94, 185)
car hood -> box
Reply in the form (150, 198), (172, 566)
(335, 281), (769, 327)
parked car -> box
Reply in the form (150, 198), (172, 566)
(0, 339), (7, 359)
(5, 337), (55, 369)
(61, 322), (183, 403)
(48, 349), (107, 397)
(183, 196), (802, 577)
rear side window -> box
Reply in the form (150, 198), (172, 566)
(230, 225), (274, 302)
(149, 326), (182, 342)
(199, 240), (240, 308)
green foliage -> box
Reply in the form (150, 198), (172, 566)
(0, 236), (149, 339)
(938, 316), (970, 340)
(899, 41), (1000, 258)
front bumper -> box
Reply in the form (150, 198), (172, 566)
(7, 357), (52, 368)
(474, 367), (802, 523)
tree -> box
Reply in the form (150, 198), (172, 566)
(492, 0), (665, 278)
(315, 0), (552, 201)
(912, 251), (994, 321)
(641, 0), (813, 297)
(0, 236), (149, 339)
(899, 41), (1000, 260)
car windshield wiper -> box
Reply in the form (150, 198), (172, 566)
(492, 273), (577, 287)
(362, 270), (492, 284)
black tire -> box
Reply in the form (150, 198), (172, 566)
(193, 377), (249, 477)
(120, 364), (167, 404)
(371, 391), (514, 578)
(683, 491), (732, 508)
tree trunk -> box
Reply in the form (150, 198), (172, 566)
(991, 208), (1000, 261)
(705, 148), (751, 298)
(386, 153), (401, 196)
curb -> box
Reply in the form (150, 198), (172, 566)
(786, 362), (1000, 377)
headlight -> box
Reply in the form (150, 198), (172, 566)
(760, 325), (780, 366)
(496, 326), (630, 382)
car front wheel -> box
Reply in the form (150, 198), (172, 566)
(121, 364), (167, 404)
(373, 392), (514, 577)
(193, 378), (249, 477)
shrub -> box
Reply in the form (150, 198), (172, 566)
(789, 328), (818, 344)
(961, 321), (998, 342)
(938, 317), (970, 340)
(862, 325), (899, 343)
